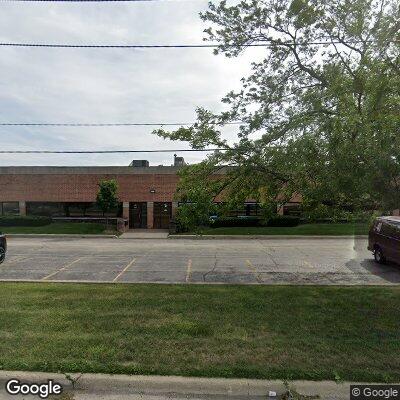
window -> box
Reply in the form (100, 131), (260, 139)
(26, 202), (122, 218)
(27, 202), (66, 217)
(0, 202), (19, 216)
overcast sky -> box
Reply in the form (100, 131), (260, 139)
(0, 0), (262, 166)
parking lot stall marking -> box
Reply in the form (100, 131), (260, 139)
(1, 255), (30, 267)
(41, 257), (85, 281)
(113, 257), (136, 282)
(186, 259), (192, 283)
(245, 259), (263, 283)
(304, 260), (314, 268)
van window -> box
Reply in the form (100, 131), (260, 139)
(380, 222), (394, 237)
(390, 222), (400, 240)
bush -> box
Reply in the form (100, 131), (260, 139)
(265, 215), (300, 227)
(211, 217), (261, 228)
(0, 216), (52, 227)
(211, 215), (300, 228)
(302, 206), (375, 223)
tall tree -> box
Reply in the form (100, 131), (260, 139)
(155, 0), (400, 213)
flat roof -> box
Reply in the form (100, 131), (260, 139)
(0, 166), (181, 175)
(0, 166), (229, 175)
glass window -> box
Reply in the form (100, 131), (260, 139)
(27, 202), (66, 217)
(0, 202), (19, 216)
(26, 202), (122, 218)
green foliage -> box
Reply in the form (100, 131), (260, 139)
(175, 202), (215, 233)
(173, 164), (223, 232)
(211, 215), (300, 227)
(96, 180), (119, 216)
(212, 217), (261, 228)
(0, 215), (51, 227)
(154, 0), (400, 214)
(301, 205), (374, 223)
(266, 215), (300, 227)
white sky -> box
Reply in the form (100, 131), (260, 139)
(0, 0), (263, 166)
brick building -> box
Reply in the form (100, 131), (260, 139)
(0, 160), (183, 229)
(0, 157), (301, 229)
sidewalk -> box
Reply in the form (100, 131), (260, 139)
(0, 371), (367, 399)
(119, 229), (169, 239)
(169, 234), (368, 240)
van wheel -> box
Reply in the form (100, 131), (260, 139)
(0, 247), (5, 264)
(374, 246), (386, 264)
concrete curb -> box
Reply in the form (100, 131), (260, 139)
(5, 234), (119, 239)
(0, 371), (372, 399)
(169, 234), (368, 240)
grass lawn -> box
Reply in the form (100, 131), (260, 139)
(0, 283), (399, 382)
(0, 222), (116, 235)
(196, 223), (370, 236)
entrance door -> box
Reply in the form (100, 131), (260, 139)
(129, 202), (147, 229)
(153, 202), (172, 229)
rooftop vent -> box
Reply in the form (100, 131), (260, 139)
(174, 154), (185, 167)
(129, 160), (149, 167)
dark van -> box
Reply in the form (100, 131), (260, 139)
(368, 216), (400, 264)
(0, 233), (6, 264)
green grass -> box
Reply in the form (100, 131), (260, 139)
(195, 223), (369, 236)
(0, 283), (399, 382)
(0, 222), (115, 235)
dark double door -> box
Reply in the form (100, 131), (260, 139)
(153, 202), (172, 229)
(129, 202), (147, 229)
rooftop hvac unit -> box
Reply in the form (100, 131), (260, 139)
(129, 160), (150, 167)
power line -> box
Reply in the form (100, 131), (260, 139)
(0, 43), (245, 48)
(3, 0), (166, 1)
(0, 148), (226, 153)
(0, 122), (242, 126)
(2, 0), (168, 1)
(0, 40), (395, 49)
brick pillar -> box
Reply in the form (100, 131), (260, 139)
(147, 202), (154, 229)
(122, 202), (130, 229)
(172, 201), (178, 219)
(19, 201), (26, 216)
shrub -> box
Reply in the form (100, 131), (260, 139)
(211, 217), (261, 228)
(176, 201), (217, 233)
(302, 206), (375, 223)
(266, 215), (300, 227)
(0, 215), (52, 227)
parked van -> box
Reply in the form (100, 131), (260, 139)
(368, 216), (400, 264)
(0, 233), (6, 264)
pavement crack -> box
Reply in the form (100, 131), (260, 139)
(203, 253), (217, 282)
(257, 240), (279, 267)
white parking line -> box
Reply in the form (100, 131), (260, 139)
(304, 260), (314, 268)
(186, 259), (192, 282)
(41, 257), (85, 281)
(113, 258), (136, 282)
(0, 255), (30, 267)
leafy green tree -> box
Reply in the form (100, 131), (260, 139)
(155, 0), (400, 213)
(173, 163), (221, 232)
(96, 179), (119, 228)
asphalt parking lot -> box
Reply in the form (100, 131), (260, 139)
(0, 236), (399, 285)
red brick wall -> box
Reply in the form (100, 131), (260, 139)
(0, 174), (179, 202)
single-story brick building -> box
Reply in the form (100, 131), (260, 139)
(0, 157), (301, 229)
